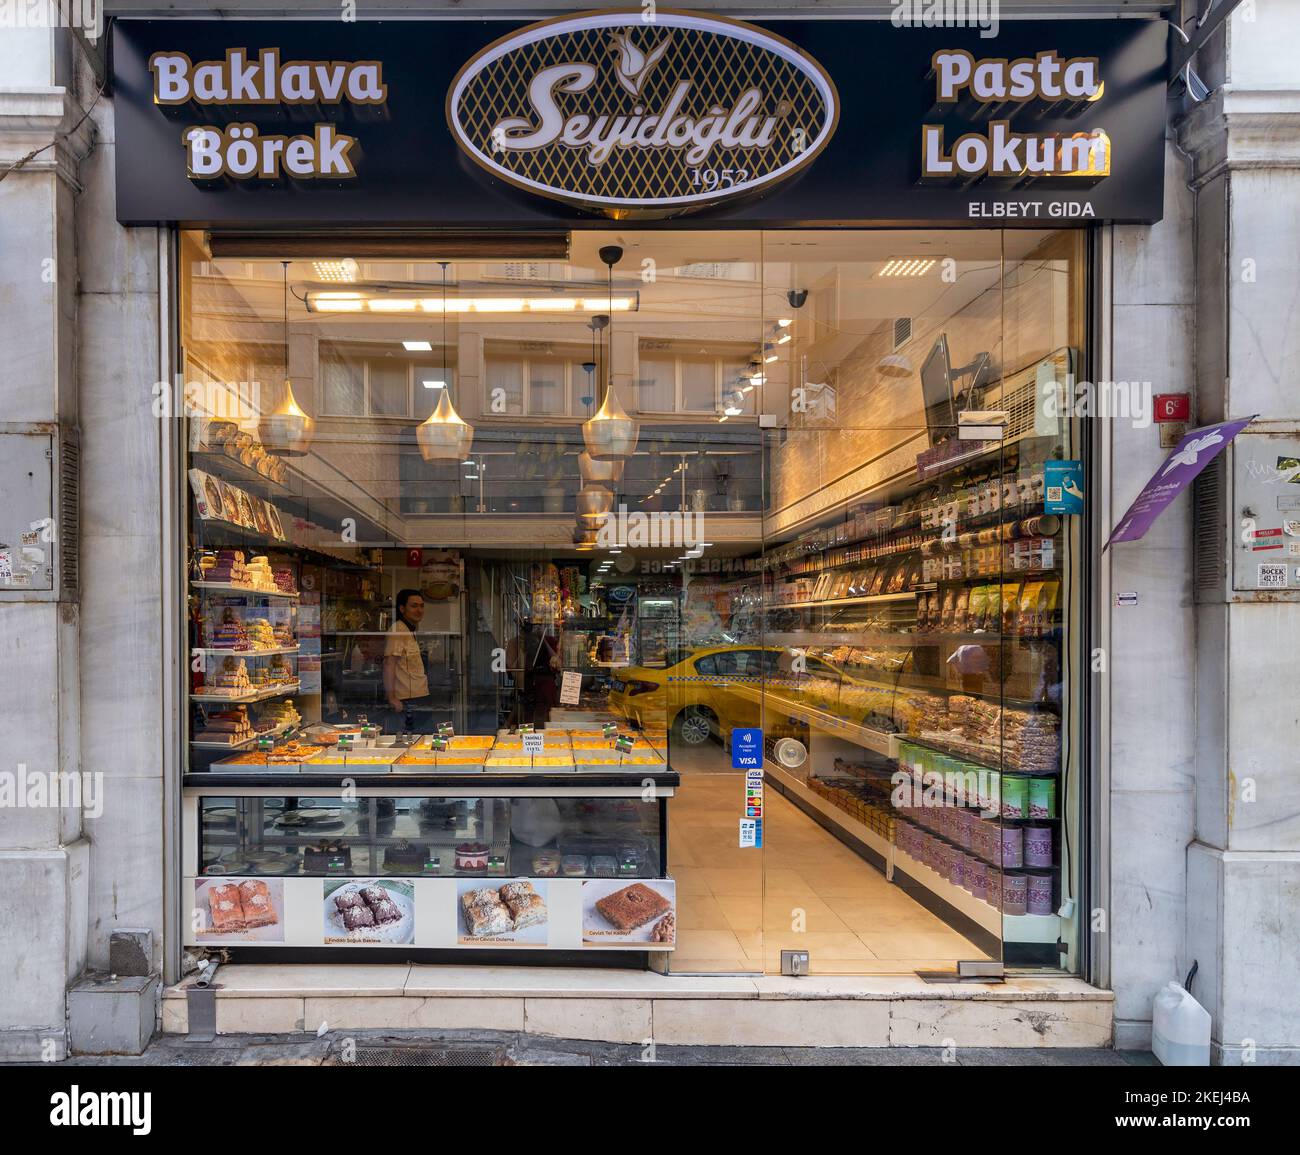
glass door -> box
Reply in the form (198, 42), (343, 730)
(755, 229), (1085, 975)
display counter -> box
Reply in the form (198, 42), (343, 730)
(182, 731), (678, 952)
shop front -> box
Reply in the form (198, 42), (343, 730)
(108, 10), (1168, 990)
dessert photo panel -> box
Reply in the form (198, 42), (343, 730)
(456, 879), (550, 946)
(323, 878), (415, 945)
(582, 879), (676, 947)
(193, 877), (285, 943)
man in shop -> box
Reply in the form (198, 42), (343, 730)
(383, 588), (431, 733)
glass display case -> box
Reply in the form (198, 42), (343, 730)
(195, 793), (665, 880)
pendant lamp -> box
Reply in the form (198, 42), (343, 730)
(582, 245), (639, 462)
(575, 484), (615, 522)
(578, 450), (624, 484)
(417, 262), (474, 461)
(260, 261), (316, 457)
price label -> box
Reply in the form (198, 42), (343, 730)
(523, 731), (545, 756)
(559, 669), (582, 705)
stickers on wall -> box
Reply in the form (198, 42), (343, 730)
(740, 818), (763, 848)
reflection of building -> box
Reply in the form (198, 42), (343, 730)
(3, 4), (1297, 1067)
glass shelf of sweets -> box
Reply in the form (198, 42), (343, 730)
(196, 794), (664, 879)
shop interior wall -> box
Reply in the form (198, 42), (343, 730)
(769, 231), (1079, 527)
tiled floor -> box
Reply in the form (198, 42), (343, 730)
(667, 747), (989, 974)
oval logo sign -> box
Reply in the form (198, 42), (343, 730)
(447, 9), (838, 216)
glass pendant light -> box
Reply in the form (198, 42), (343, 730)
(260, 261), (316, 457)
(575, 484), (615, 523)
(578, 450), (623, 484)
(582, 245), (639, 462)
(417, 262), (474, 462)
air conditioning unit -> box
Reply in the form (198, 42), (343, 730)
(987, 348), (1073, 444)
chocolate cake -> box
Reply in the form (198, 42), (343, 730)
(304, 841), (351, 873)
(382, 840), (429, 873)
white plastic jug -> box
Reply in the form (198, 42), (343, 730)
(1152, 981), (1211, 1066)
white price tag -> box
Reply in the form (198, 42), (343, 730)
(523, 731), (545, 756)
(559, 669), (582, 705)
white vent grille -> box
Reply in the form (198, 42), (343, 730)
(892, 317), (912, 351)
(501, 262), (544, 280)
(1000, 375), (1041, 443)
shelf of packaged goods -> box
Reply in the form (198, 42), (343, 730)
(765, 629), (1056, 649)
(767, 591), (917, 612)
(192, 581), (301, 598)
(770, 567), (1061, 606)
(192, 647), (300, 658)
(887, 844), (1000, 937)
(190, 721), (298, 752)
(892, 844), (1060, 943)
(906, 733), (1060, 778)
(191, 682), (301, 705)
(772, 508), (1053, 576)
(195, 521), (386, 573)
(766, 760), (1057, 944)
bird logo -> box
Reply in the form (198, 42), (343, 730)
(607, 30), (671, 99)
(1162, 430), (1224, 476)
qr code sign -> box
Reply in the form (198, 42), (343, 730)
(1257, 563), (1288, 589)
(1046, 486), (1063, 503)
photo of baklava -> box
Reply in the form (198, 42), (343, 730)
(322, 878), (415, 944)
(193, 877), (285, 943)
(582, 879), (676, 947)
(456, 879), (549, 945)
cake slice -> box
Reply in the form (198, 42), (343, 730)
(342, 904), (376, 931)
(237, 880), (278, 928)
(506, 892), (548, 930)
(594, 883), (670, 932)
(207, 883), (245, 933)
(463, 901), (512, 937)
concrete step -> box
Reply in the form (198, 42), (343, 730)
(164, 965), (1113, 1048)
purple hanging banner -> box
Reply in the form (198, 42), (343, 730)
(1104, 417), (1255, 548)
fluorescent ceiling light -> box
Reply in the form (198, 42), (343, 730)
(422, 379), (446, 390)
(878, 258), (937, 278)
(403, 340), (432, 351)
(763, 354), (778, 363)
(305, 284), (638, 315)
(777, 317), (793, 327)
(776, 333), (792, 345)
